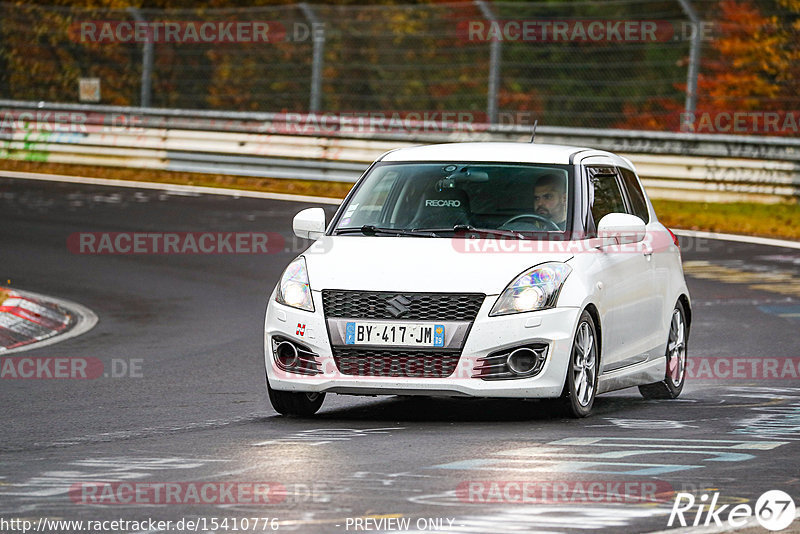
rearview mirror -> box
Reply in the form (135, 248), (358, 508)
(293, 208), (326, 240)
(596, 213), (646, 246)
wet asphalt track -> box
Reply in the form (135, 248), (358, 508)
(1, 176), (799, 534)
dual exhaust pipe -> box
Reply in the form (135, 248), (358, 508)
(506, 346), (543, 376)
(275, 340), (300, 368)
(474, 343), (548, 380)
(271, 336), (322, 375)
(275, 336), (544, 379)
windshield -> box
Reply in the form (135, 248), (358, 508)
(333, 162), (572, 237)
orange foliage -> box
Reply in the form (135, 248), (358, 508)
(618, 0), (800, 134)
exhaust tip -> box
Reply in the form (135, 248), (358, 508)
(275, 340), (299, 368)
(507, 347), (541, 376)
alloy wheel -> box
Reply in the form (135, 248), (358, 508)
(572, 321), (597, 407)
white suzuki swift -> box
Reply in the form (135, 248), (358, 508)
(264, 142), (691, 417)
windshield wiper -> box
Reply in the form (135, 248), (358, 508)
(335, 225), (522, 238)
(334, 225), (436, 237)
(413, 225), (525, 239)
(455, 225), (526, 239)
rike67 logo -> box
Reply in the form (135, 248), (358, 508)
(669, 490), (796, 531)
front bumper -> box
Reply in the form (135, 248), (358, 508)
(264, 291), (581, 398)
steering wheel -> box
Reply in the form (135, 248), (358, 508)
(500, 213), (561, 232)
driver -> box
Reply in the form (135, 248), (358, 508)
(533, 174), (567, 230)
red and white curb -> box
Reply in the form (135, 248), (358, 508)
(0, 288), (98, 354)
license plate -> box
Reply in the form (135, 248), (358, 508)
(345, 322), (445, 347)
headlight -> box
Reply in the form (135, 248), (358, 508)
(490, 262), (572, 316)
(275, 256), (314, 312)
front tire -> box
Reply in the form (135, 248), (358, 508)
(559, 310), (599, 418)
(267, 382), (325, 416)
(639, 301), (688, 399)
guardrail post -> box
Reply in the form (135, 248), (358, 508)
(475, 0), (500, 124)
(677, 0), (703, 124)
(299, 3), (325, 113)
(128, 8), (153, 108)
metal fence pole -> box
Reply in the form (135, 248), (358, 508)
(0, 5), (7, 99)
(128, 8), (153, 108)
(299, 3), (325, 113)
(475, 0), (500, 124)
(677, 0), (702, 121)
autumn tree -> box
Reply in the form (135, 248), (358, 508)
(619, 0), (800, 133)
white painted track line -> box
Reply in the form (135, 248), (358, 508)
(3, 170), (799, 248)
(0, 170), (343, 205)
(673, 229), (800, 250)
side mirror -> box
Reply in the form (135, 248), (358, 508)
(596, 213), (646, 246)
(293, 208), (326, 240)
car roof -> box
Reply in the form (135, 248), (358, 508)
(378, 142), (623, 166)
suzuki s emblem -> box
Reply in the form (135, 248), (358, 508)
(386, 295), (411, 318)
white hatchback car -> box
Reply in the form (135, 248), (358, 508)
(264, 142), (691, 417)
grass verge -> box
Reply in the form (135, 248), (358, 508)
(652, 199), (800, 241)
(0, 288), (10, 306)
(0, 159), (354, 199)
(1, 160), (798, 241)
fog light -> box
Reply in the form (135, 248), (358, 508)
(507, 347), (540, 375)
(274, 340), (299, 368)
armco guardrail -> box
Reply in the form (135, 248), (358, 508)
(1, 100), (799, 203)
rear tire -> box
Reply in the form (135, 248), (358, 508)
(267, 382), (325, 416)
(559, 310), (599, 418)
(639, 301), (688, 399)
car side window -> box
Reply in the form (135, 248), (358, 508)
(618, 167), (650, 224)
(588, 167), (626, 227)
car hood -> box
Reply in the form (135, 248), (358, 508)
(303, 236), (574, 295)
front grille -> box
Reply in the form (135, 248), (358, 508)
(322, 290), (485, 321)
(332, 348), (461, 378)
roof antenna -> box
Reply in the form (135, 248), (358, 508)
(529, 120), (538, 143)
